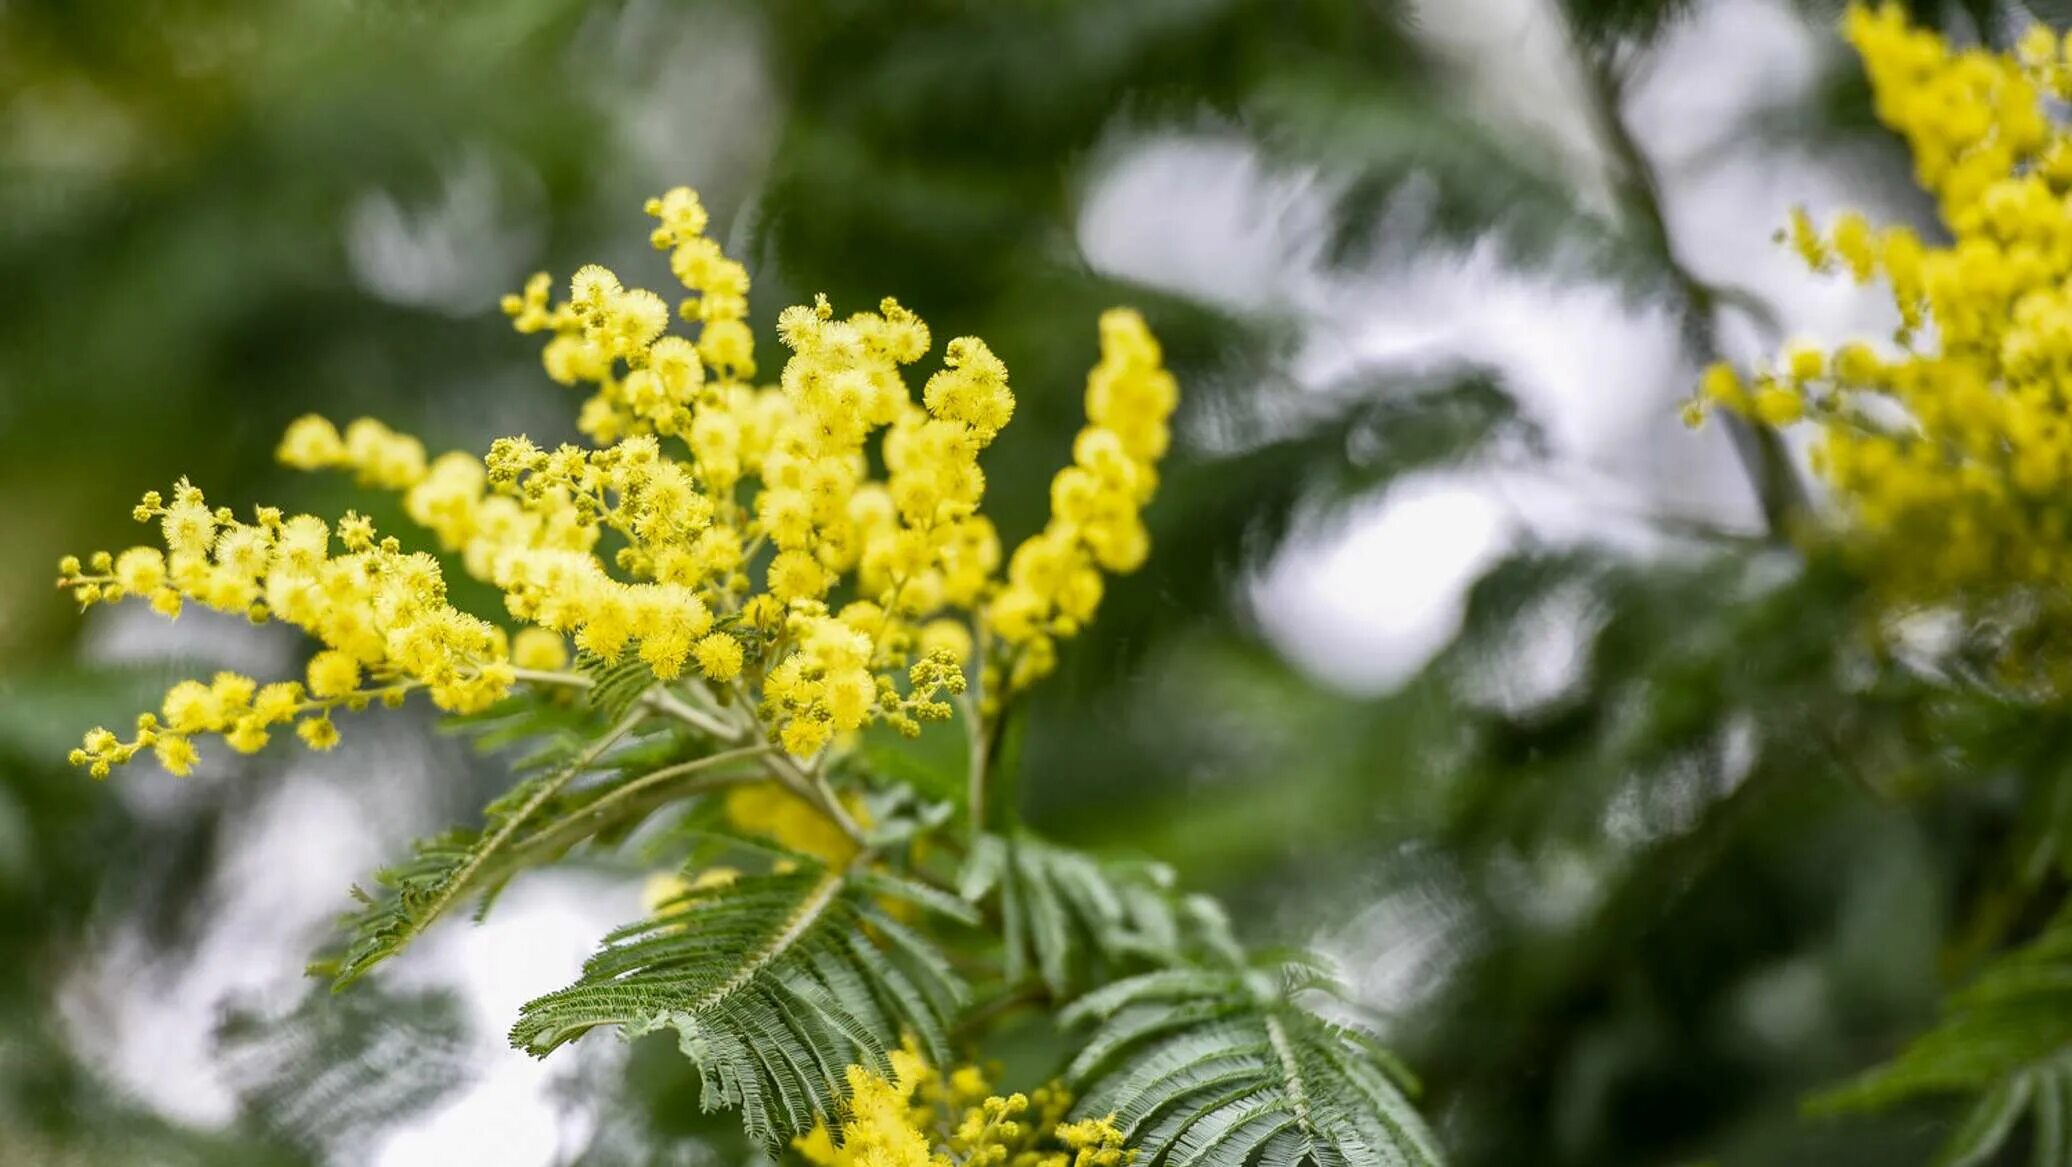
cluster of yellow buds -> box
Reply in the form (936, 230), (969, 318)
(59, 183), (1176, 778)
(987, 310), (1176, 695)
(501, 186), (754, 440)
(1694, 4), (2072, 679)
(794, 1044), (1132, 1167)
(59, 479), (513, 775)
(67, 671), (316, 777)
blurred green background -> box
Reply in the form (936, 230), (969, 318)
(6, 0), (2071, 1163)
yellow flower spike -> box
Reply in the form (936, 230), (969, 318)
(1783, 343), (1826, 383)
(569, 264), (622, 323)
(224, 717), (271, 755)
(982, 310), (1175, 693)
(2019, 22), (2060, 71)
(306, 651), (362, 700)
(1832, 210), (1877, 281)
(645, 186), (710, 248)
(500, 272), (555, 332)
(816, 1058), (1127, 1167)
(1784, 205), (1829, 269)
(112, 547), (165, 593)
(161, 680), (223, 735)
(1699, 364), (1747, 417)
(1753, 386), (1806, 427)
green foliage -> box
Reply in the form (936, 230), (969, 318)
(216, 985), (472, 1161)
(509, 864), (966, 1148)
(1557, 0), (1701, 43)
(28, 0), (2072, 1164)
(961, 831), (1241, 999)
(316, 707), (653, 987)
(1253, 66), (1673, 295)
(1064, 961), (1441, 1166)
(1812, 911), (2072, 1166)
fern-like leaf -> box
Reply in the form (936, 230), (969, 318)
(508, 863), (967, 1148)
(215, 984), (471, 1159)
(1812, 910), (2072, 1165)
(314, 710), (649, 988)
(1063, 961), (1442, 1167)
(961, 831), (1243, 999)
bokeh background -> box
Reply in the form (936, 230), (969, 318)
(2, 0), (2062, 1163)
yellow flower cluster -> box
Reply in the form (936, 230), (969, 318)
(503, 186), (756, 443)
(1696, 5), (2072, 676)
(987, 310), (1177, 695)
(60, 185), (1176, 780)
(59, 480), (511, 776)
(794, 1046), (1131, 1167)
(721, 783), (868, 867)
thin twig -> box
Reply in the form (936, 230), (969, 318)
(508, 666), (594, 690)
(957, 690), (987, 840)
(638, 686), (740, 740)
(763, 748), (869, 846)
(506, 745), (775, 864)
(509, 656), (864, 843)
(1572, 30), (1806, 541)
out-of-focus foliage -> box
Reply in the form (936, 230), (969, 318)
(1698, 8), (2072, 1162)
(215, 986), (473, 1162)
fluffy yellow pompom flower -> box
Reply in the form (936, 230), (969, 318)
(692, 632), (745, 681)
(795, 1050), (1131, 1167)
(60, 481), (514, 773)
(1694, 4), (2072, 685)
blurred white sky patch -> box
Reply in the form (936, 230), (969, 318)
(347, 2), (775, 335)
(1076, 0), (1900, 698)
(595, 0), (777, 218)
(1404, 0), (1614, 208)
(1076, 0), (1911, 1032)
(1252, 471), (1516, 693)
(346, 146), (547, 317)
(369, 874), (648, 1167)
(60, 768), (387, 1127)
(61, 612), (392, 1127)
(1317, 847), (1481, 1020)
(1077, 137), (1333, 318)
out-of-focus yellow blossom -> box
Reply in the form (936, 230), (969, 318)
(795, 1047), (1131, 1167)
(510, 627), (569, 671)
(61, 184), (1177, 819)
(1693, 5), (2072, 683)
(722, 782), (869, 867)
